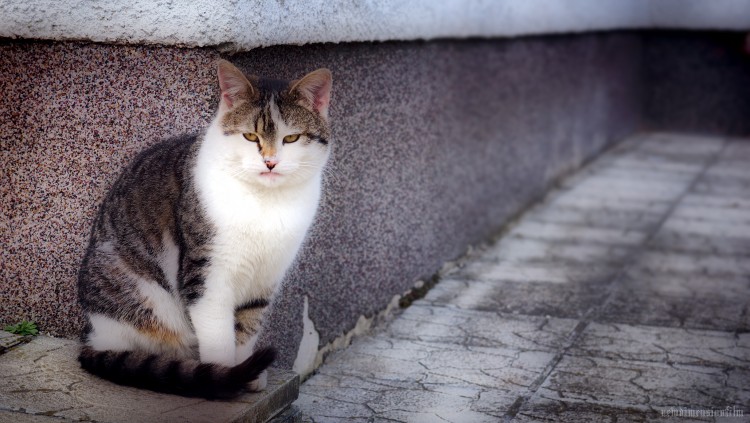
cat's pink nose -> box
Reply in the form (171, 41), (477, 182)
(264, 159), (278, 170)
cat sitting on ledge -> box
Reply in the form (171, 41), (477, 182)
(77, 60), (332, 399)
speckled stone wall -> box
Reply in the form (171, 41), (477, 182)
(1, 34), (644, 367)
(1, 42), (220, 336)
(644, 31), (750, 136)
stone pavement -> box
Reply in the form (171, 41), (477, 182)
(289, 133), (750, 422)
(0, 332), (298, 422)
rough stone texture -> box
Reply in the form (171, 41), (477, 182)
(294, 133), (750, 422)
(0, 33), (644, 369)
(0, 331), (28, 353)
(0, 41), (219, 336)
(0, 331), (299, 423)
(3, 1), (750, 51)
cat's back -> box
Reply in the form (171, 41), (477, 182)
(81, 133), (201, 273)
(107, 134), (199, 202)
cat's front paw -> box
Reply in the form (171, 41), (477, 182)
(246, 370), (268, 392)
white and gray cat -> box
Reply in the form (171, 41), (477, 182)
(77, 60), (332, 398)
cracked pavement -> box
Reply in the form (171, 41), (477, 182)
(0, 334), (299, 422)
(292, 133), (750, 422)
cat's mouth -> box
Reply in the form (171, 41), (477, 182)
(260, 171), (281, 179)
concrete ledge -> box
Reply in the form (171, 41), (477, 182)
(1, 0), (749, 50)
(0, 331), (299, 423)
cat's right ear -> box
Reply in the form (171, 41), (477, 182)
(217, 60), (256, 109)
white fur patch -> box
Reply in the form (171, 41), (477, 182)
(135, 277), (194, 343)
(189, 114), (327, 365)
(87, 313), (140, 352)
(158, 231), (180, 292)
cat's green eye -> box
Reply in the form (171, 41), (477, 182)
(283, 134), (301, 144)
(243, 133), (259, 142)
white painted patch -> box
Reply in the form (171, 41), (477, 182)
(293, 296), (320, 378)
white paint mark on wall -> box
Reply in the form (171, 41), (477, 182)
(292, 296), (319, 378)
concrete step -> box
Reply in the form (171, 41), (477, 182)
(0, 332), (298, 423)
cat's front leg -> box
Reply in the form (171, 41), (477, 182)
(188, 280), (237, 366)
(235, 298), (271, 391)
(234, 298), (270, 363)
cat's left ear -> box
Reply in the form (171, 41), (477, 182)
(290, 69), (332, 120)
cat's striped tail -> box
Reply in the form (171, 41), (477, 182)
(78, 346), (276, 399)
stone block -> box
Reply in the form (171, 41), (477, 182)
(0, 336), (299, 423)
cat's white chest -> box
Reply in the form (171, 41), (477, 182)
(196, 168), (319, 300)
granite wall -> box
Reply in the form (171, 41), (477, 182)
(644, 31), (750, 136)
(3, 33), (645, 368)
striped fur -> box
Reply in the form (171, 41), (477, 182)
(77, 60), (332, 398)
(79, 346), (275, 399)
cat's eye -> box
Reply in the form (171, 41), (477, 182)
(283, 134), (301, 144)
(243, 133), (259, 142)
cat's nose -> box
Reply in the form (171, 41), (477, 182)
(264, 159), (278, 170)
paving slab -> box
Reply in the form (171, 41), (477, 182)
(295, 304), (578, 421)
(293, 133), (750, 422)
(0, 333), (299, 423)
(0, 331), (29, 354)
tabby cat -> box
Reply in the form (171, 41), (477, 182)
(77, 59), (332, 398)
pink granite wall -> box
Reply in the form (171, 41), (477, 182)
(1, 41), (219, 335)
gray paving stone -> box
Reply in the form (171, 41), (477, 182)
(478, 237), (634, 265)
(459, 260), (619, 285)
(670, 204), (750, 225)
(568, 322), (750, 369)
(608, 154), (706, 174)
(0, 410), (75, 422)
(507, 221), (649, 246)
(0, 331), (28, 354)
(550, 192), (674, 213)
(694, 174), (750, 197)
(297, 305), (578, 421)
(564, 178), (690, 200)
(527, 206), (665, 231)
(427, 278), (609, 319)
(632, 250), (750, 277)
(529, 356), (749, 411)
(681, 193), (750, 211)
(720, 141), (750, 161)
(600, 270), (750, 331)
(521, 321), (750, 421)
(0, 335), (299, 423)
(650, 230), (750, 256)
(515, 399), (711, 422)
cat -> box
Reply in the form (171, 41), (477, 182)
(77, 59), (332, 399)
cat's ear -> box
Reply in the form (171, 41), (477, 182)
(290, 69), (332, 120)
(217, 60), (256, 109)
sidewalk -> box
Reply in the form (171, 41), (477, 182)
(289, 133), (750, 422)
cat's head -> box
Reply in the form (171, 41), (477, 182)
(211, 59), (332, 188)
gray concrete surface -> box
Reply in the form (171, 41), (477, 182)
(289, 132), (750, 422)
(0, 333), (299, 423)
